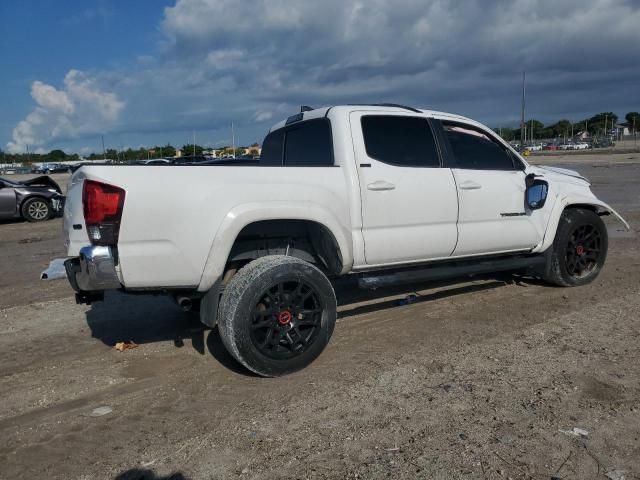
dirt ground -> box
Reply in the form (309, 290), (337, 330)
(0, 155), (639, 480)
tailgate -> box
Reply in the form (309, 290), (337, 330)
(63, 173), (89, 255)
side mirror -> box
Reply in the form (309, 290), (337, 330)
(526, 178), (548, 210)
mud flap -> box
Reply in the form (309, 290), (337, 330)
(199, 280), (222, 328)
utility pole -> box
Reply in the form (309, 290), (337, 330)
(232, 121), (236, 159)
(604, 115), (608, 139)
(192, 131), (196, 156)
(520, 71), (526, 149)
(530, 119), (534, 143)
(101, 135), (106, 160)
(634, 116), (637, 147)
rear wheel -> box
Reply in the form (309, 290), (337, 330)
(218, 255), (336, 377)
(544, 208), (608, 286)
(22, 197), (51, 222)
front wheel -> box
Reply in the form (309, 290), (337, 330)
(218, 255), (336, 377)
(544, 208), (608, 287)
(22, 197), (51, 222)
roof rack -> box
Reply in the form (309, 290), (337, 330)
(347, 103), (422, 113)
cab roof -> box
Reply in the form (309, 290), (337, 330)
(268, 104), (477, 132)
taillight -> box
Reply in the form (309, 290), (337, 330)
(82, 180), (125, 246)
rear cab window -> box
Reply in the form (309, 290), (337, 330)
(260, 118), (334, 166)
(442, 122), (520, 170)
(361, 115), (440, 167)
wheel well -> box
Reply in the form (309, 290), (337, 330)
(20, 195), (50, 210)
(564, 203), (608, 216)
(226, 220), (343, 275)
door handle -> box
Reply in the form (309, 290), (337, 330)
(367, 181), (396, 191)
(459, 180), (482, 190)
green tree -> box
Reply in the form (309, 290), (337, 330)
(549, 119), (572, 138)
(588, 112), (618, 133)
(181, 144), (204, 156)
(494, 127), (516, 141)
(525, 119), (544, 140)
(625, 112), (640, 130)
(158, 144), (176, 157)
(47, 149), (67, 161)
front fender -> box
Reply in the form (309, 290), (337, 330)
(534, 195), (630, 253)
(197, 201), (354, 292)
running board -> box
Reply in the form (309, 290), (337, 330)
(357, 254), (546, 289)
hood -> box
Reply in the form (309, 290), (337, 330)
(533, 165), (590, 184)
(18, 176), (63, 193)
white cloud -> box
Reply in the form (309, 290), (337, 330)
(253, 111), (273, 122)
(7, 70), (124, 153)
(6, 0), (640, 153)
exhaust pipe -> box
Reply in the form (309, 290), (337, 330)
(176, 296), (193, 312)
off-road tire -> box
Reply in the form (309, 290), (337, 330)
(218, 255), (336, 377)
(21, 197), (51, 222)
(543, 208), (608, 287)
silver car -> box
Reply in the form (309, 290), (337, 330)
(0, 176), (65, 222)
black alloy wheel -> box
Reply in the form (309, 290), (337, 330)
(565, 224), (602, 278)
(250, 280), (323, 360)
(544, 208), (608, 287)
(218, 255), (337, 377)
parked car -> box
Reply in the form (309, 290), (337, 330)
(0, 176), (65, 222)
(31, 163), (71, 174)
(62, 104), (629, 377)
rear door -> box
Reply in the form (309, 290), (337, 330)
(350, 112), (459, 266)
(439, 120), (542, 256)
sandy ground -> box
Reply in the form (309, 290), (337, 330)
(0, 158), (639, 479)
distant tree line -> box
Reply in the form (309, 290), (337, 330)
(0, 148), (80, 165)
(495, 112), (639, 142)
(1, 142), (258, 165)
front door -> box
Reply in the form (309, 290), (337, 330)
(0, 182), (17, 217)
(439, 121), (543, 256)
(350, 112), (459, 266)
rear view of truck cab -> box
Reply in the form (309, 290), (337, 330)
(63, 173), (126, 304)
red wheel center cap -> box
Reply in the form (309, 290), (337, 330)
(277, 310), (293, 325)
(576, 245), (585, 256)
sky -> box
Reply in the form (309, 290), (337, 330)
(1, 0), (639, 155)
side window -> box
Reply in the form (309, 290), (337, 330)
(442, 123), (515, 170)
(361, 116), (440, 167)
(283, 119), (333, 166)
(260, 129), (284, 166)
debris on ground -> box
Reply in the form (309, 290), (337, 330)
(40, 258), (67, 280)
(605, 469), (626, 480)
(114, 341), (138, 352)
(89, 406), (113, 417)
(559, 427), (589, 438)
(397, 294), (418, 306)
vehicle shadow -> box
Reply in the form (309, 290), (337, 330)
(84, 273), (521, 374)
(0, 218), (25, 225)
(84, 291), (254, 376)
(114, 469), (188, 480)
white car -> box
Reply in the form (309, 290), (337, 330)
(62, 104), (629, 376)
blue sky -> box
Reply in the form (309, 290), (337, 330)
(2, 0), (639, 155)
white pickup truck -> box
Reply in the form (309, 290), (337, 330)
(63, 104), (629, 376)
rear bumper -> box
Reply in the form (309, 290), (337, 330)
(64, 245), (121, 302)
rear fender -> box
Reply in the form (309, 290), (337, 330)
(534, 196), (630, 253)
(197, 201), (353, 292)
